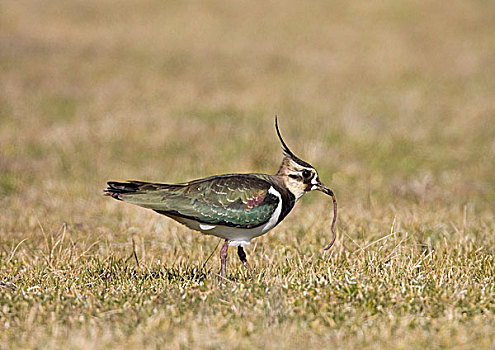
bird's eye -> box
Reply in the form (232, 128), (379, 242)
(302, 170), (311, 178)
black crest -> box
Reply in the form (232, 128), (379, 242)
(275, 116), (313, 169)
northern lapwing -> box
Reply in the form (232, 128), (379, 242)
(104, 117), (337, 279)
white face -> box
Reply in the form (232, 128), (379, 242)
(283, 161), (320, 200)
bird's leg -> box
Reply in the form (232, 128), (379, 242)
(219, 240), (229, 280)
(237, 246), (251, 273)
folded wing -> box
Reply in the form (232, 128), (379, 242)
(105, 174), (280, 229)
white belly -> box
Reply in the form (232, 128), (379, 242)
(168, 186), (283, 247)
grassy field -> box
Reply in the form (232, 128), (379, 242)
(1, 0), (495, 348)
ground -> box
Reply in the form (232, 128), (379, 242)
(1, 0), (494, 349)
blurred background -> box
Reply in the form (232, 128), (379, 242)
(1, 0), (494, 246)
(1, 1), (495, 348)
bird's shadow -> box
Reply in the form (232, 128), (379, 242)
(94, 264), (256, 286)
(146, 267), (209, 282)
(95, 263), (209, 284)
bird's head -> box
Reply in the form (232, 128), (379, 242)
(275, 117), (334, 200)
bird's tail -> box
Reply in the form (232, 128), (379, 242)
(104, 181), (150, 200)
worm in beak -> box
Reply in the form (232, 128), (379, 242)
(315, 182), (337, 250)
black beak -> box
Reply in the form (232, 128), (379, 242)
(315, 182), (334, 197)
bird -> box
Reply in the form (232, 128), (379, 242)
(104, 117), (336, 280)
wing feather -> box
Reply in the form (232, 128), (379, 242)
(110, 174), (280, 228)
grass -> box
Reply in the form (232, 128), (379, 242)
(1, 0), (495, 348)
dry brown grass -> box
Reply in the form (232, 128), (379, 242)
(1, 0), (495, 348)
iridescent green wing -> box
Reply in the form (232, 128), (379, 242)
(116, 174), (280, 228)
